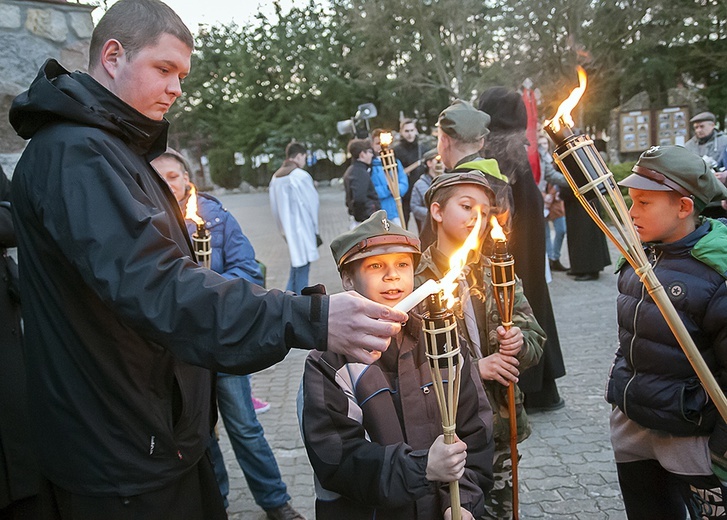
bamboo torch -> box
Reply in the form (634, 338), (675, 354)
(422, 290), (463, 520)
(185, 184), (211, 269)
(379, 132), (406, 227)
(543, 67), (727, 423)
(489, 216), (519, 520)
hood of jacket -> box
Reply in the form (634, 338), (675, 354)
(10, 59), (168, 158)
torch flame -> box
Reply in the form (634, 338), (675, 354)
(380, 132), (393, 148)
(490, 216), (506, 241)
(184, 184), (204, 226)
(439, 210), (483, 308)
(544, 66), (587, 132)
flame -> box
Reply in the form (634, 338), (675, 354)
(545, 66), (587, 132)
(184, 184), (204, 226)
(490, 216), (506, 241)
(379, 132), (393, 148)
(439, 210), (483, 308)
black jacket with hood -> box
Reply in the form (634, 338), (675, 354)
(9, 60), (328, 496)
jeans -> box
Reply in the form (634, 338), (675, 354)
(545, 216), (566, 261)
(209, 373), (289, 511)
(286, 262), (310, 293)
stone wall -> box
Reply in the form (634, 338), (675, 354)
(0, 0), (95, 176)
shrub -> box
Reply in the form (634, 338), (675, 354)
(208, 148), (242, 189)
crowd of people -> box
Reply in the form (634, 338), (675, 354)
(3, 0), (727, 519)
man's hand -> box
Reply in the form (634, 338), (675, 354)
(497, 325), (523, 357)
(444, 507), (474, 520)
(478, 353), (519, 386)
(327, 291), (408, 364)
(426, 434), (467, 483)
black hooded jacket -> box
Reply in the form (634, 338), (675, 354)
(9, 60), (328, 496)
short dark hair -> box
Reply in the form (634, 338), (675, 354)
(89, 0), (194, 69)
(399, 119), (417, 131)
(348, 138), (372, 160)
(285, 142), (307, 159)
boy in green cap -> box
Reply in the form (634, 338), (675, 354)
(300, 210), (494, 520)
(416, 170), (545, 519)
(607, 145), (727, 518)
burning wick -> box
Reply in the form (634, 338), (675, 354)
(393, 211), (483, 313)
(379, 131), (393, 149)
(185, 184), (211, 269)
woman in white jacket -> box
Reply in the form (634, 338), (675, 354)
(269, 142), (320, 293)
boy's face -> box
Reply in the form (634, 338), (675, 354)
(431, 184), (491, 247)
(154, 156), (189, 202)
(341, 253), (415, 307)
(106, 33), (191, 121)
(628, 188), (693, 243)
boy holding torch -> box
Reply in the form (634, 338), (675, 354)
(606, 145), (727, 519)
(300, 210), (494, 520)
(415, 171), (545, 519)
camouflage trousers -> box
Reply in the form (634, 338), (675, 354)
(484, 441), (519, 519)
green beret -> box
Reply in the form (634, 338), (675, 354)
(618, 145), (727, 211)
(425, 170), (496, 208)
(330, 210), (421, 270)
(438, 100), (490, 142)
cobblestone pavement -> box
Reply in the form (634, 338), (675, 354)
(216, 185), (626, 519)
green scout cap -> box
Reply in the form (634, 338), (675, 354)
(437, 100), (490, 142)
(331, 210), (421, 270)
(618, 145), (727, 211)
(422, 148), (439, 163)
(425, 170), (497, 208)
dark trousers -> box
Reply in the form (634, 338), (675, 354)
(617, 459), (726, 519)
(38, 452), (227, 520)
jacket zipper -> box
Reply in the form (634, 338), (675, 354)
(622, 246), (660, 418)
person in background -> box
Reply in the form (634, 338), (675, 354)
(153, 149), (305, 520)
(409, 148), (443, 233)
(0, 165), (39, 520)
(371, 128), (409, 226)
(538, 135), (568, 272)
(343, 138), (380, 228)
(270, 141), (320, 294)
(685, 111), (727, 169)
(394, 118), (430, 227)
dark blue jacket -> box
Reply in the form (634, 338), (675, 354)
(184, 192), (263, 285)
(607, 218), (727, 439)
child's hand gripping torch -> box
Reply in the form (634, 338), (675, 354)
(489, 216), (520, 520)
(379, 132), (407, 228)
(543, 67), (727, 423)
(185, 185), (212, 269)
(422, 290), (463, 520)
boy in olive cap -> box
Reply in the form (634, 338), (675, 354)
(300, 210), (494, 520)
(606, 145), (727, 518)
(415, 171), (545, 519)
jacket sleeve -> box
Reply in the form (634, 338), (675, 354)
(301, 352), (435, 509)
(0, 169), (14, 247)
(31, 138), (327, 374)
(219, 213), (264, 286)
(410, 180), (428, 224)
(511, 278), (546, 371)
(706, 279), (727, 458)
(438, 347), (493, 517)
(397, 159), (409, 197)
(371, 164), (392, 203)
(350, 167), (376, 222)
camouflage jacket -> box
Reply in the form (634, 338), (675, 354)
(415, 244), (546, 442)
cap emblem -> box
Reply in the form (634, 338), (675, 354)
(382, 218), (390, 231)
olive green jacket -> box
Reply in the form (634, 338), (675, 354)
(415, 244), (545, 442)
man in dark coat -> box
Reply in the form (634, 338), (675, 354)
(0, 166), (39, 519)
(9, 1), (405, 518)
(478, 87), (566, 412)
(343, 138), (380, 227)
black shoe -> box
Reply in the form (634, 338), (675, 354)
(526, 397), (565, 413)
(549, 259), (569, 272)
(574, 272), (599, 281)
(266, 503), (306, 520)
(566, 269), (576, 276)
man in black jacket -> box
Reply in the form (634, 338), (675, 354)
(343, 138), (380, 228)
(9, 1), (405, 518)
